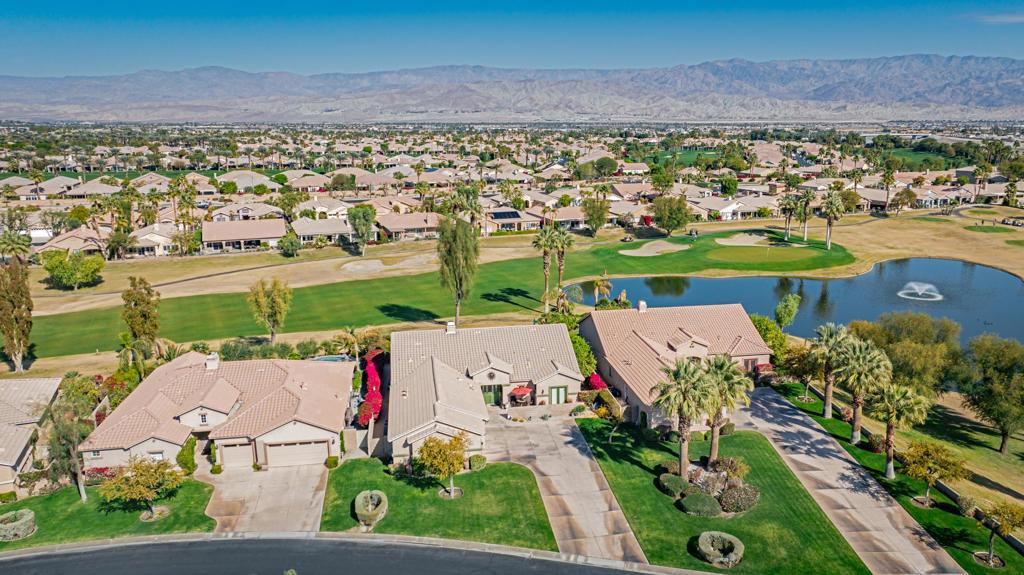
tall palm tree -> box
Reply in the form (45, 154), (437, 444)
(0, 230), (31, 262)
(866, 380), (929, 479)
(810, 323), (850, 419)
(821, 188), (846, 251)
(836, 337), (891, 444)
(779, 194), (799, 241)
(881, 170), (896, 211)
(532, 227), (558, 313)
(592, 272), (612, 304)
(798, 189), (816, 241)
(703, 355), (754, 463)
(551, 226), (574, 288)
(651, 359), (709, 476)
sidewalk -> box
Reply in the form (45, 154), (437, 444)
(736, 387), (963, 575)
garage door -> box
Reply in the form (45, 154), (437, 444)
(220, 442), (253, 469)
(266, 441), (328, 467)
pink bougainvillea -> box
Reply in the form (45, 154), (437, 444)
(358, 349), (386, 427)
(587, 372), (608, 391)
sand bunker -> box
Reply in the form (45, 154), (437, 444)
(621, 240), (690, 257)
(340, 253), (435, 274)
(715, 232), (772, 246)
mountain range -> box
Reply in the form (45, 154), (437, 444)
(1, 55), (1022, 123)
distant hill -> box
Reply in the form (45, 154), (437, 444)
(1, 55), (1022, 122)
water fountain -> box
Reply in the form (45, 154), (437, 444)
(897, 281), (943, 301)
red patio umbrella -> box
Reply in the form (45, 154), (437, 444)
(511, 386), (532, 396)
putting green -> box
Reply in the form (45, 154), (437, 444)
(964, 225), (1015, 234)
(704, 245), (820, 263)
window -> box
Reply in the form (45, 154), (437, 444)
(91, 451), (100, 457)
(743, 358), (757, 371)
(200, 413), (208, 424)
(149, 452), (164, 461)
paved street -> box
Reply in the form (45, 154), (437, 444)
(736, 388), (964, 575)
(198, 463), (328, 533)
(484, 416), (647, 563)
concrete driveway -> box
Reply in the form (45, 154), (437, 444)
(200, 464), (328, 533)
(484, 416), (647, 563)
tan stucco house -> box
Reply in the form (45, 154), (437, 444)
(387, 323), (584, 461)
(1, 378), (61, 496)
(81, 352), (354, 471)
(580, 303), (771, 427)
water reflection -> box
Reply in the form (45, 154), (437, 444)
(644, 276), (690, 297)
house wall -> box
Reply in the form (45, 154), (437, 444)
(390, 423), (485, 463)
(178, 407), (229, 429)
(0, 465), (17, 493)
(533, 372), (582, 405)
(253, 421), (340, 465)
(83, 438), (183, 470)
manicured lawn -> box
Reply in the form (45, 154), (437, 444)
(967, 209), (1000, 216)
(913, 216), (953, 223)
(775, 383), (1024, 575)
(577, 419), (869, 574)
(963, 225), (1015, 234)
(320, 459), (556, 551)
(0, 480), (215, 551)
(1006, 239), (1024, 247)
(30, 229), (855, 357)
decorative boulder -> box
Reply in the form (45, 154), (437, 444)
(697, 531), (744, 569)
(354, 490), (388, 528)
(0, 509), (36, 541)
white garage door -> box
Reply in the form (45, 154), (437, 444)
(220, 442), (253, 469)
(266, 441), (328, 467)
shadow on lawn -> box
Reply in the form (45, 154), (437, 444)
(376, 304), (439, 323)
(481, 288), (538, 312)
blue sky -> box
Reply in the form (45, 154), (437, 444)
(1, 1), (1022, 76)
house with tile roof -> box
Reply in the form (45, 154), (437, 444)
(1, 378), (61, 496)
(387, 324), (584, 461)
(579, 303), (771, 427)
(80, 352), (354, 470)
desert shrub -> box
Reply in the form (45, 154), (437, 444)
(469, 454), (487, 471)
(682, 484), (703, 498)
(698, 473), (728, 497)
(324, 456), (339, 469)
(713, 457), (750, 480)
(680, 492), (723, 517)
(570, 405), (586, 416)
(720, 484), (761, 513)
(663, 430), (680, 443)
(864, 434), (884, 454)
(296, 339), (321, 358)
(642, 427), (661, 443)
(0, 492), (16, 504)
(190, 341), (210, 353)
(211, 464), (223, 474)
(657, 473), (689, 498)
(655, 460), (681, 476)
(176, 436), (197, 475)
(957, 494), (978, 517)
(576, 390), (597, 404)
(252, 462), (262, 471)
(839, 407), (854, 423)
(720, 422), (736, 436)
(594, 389), (622, 421)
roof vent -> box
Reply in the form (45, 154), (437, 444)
(638, 300), (648, 313)
(401, 389), (408, 399)
(205, 352), (220, 371)
(445, 321), (456, 335)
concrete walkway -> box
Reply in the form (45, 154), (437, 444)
(484, 416), (647, 564)
(196, 462), (328, 533)
(736, 388), (964, 575)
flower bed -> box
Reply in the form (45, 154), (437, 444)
(0, 509), (36, 541)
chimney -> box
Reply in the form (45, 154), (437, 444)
(445, 321), (456, 335)
(638, 300), (648, 313)
(205, 352), (220, 371)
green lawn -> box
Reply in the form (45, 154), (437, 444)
(964, 225), (1016, 234)
(29, 229), (855, 358)
(577, 419), (869, 574)
(775, 383), (1024, 575)
(0, 480), (215, 551)
(888, 149), (962, 170)
(913, 216), (953, 224)
(1007, 239), (1024, 248)
(320, 459), (556, 551)
(967, 209), (1000, 216)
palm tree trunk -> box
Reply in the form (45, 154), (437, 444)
(803, 218), (809, 241)
(542, 254), (551, 314)
(455, 296), (462, 327)
(822, 371), (835, 419)
(850, 398), (863, 444)
(679, 431), (689, 477)
(885, 422), (896, 480)
(825, 220), (833, 250)
(784, 216), (791, 241)
(709, 423), (722, 464)
(557, 252), (565, 287)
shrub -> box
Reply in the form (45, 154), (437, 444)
(679, 492), (723, 517)
(864, 434), (884, 454)
(698, 473), (728, 497)
(252, 463), (262, 471)
(570, 333), (597, 376)
(576, 390), (597, 404)
(586, 372), (608, 391)
(839, 407), (854, 423)
(655, 460), (681, 476)
(296, 339), (321, 359)
(663, 430), (680, 443)
(324, 456), (339, 469)
(469, 454), (487, 471)
(190, 341), (210, 353)
(641, 427), (661, 443)
(537, 311), (579, 331)
(570, 405), (586, 416)
(208, 444), (217, 465)
(713, 457), (749, 480)
(720, 484), (761, 513)
(657, 473), (689, 498)
(176, 436), (197, 475)
(957, 494), (978, 517)
(682, 484), (703, 498)
(720, 422), (736, 436)
(595, 389), (622, 421)
(0, 491), (16, 504)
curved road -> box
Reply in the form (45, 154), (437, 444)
(0, 538), (657, 575)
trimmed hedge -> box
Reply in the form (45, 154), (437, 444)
(595, 389), (622, 420)
(211, 464), (223, 474)
(654, 460), (681, 476)
(469, 454), (488, 471)
(657, 473), (689, 498)
(176, 436), (197, 475)
(325, 455), (340, 469)
(721, 422), (736, 436)
(0, 491), (16, 504)
(679, 492), (723, 517)
(720, 484), (761, 513)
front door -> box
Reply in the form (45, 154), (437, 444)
(549, 386), (567, 405)
(481, 385), (503, 406)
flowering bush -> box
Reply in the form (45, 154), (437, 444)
(587, 373), (608, 391)
(84, 466), (118, 486)
(720, 484), (760, 513)
(357, 350), (386, 427)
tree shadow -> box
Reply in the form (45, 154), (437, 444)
(686, 535), (704, 562)
(376, 304), (438, 323)
(500, 287), (539, 303)
(481, 291), (537, 312)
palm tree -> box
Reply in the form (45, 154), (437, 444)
(592, 273), (612, 304)
(881, 170), (896, 211)
(651, 359), (709, 476)
(866, 380), (929, 479)
(117, 332), (148, 376)
(821, 188), (846, 251)
(798, 189), (816, 241)
(0, 230), (31, 262)
(836, 337), (891, 445)
(810, 323), (850, 419)
(779, 195), (799, 241)
(532, 227), (558, 313)
(703, 355), (754, 464)
(551, 226), (575, 288)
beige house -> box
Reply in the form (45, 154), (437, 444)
(387, 324), (584, 461)
(1, 378), (61, 496)
(579, 303), (771, 427)
(201, 219), (287, 253)
(81, 352), (354, 470)
(376, 212), (442, 241)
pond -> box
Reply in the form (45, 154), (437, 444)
(577, 258), (1024, 343)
